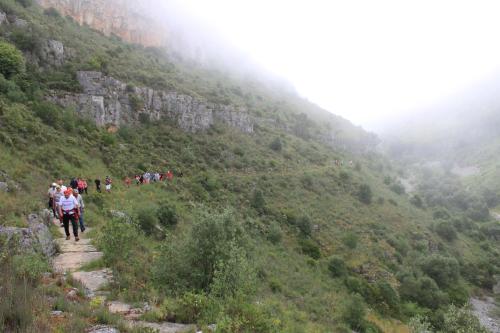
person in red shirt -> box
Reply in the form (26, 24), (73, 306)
(124, 176), (131, 188)
(166, 170), (173, 181)
(77, 178), (85, 194)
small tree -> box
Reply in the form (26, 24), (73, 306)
(269, 137), (282, 152)
(0, 41), (24, 79)
(357, 184), (372, 204)
(157, 203), (178, 228)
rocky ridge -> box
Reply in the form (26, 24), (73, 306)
(47, 71), (254, 133)
(34, 0), (167, 47)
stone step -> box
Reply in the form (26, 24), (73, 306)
(72, 269), (112, 294)
(127, 321), (196, 333)
(53, 252), (103, 272)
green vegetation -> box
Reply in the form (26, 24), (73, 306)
(0, 0), (498, 332)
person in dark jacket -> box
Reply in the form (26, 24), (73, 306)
(95, 178), (101, 193)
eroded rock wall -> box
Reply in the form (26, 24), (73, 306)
(47, 71), (254, 133)
(35, 0), (167, 47)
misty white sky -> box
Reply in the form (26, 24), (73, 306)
(161, 0), (500, 129)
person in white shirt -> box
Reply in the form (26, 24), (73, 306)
(58, 189), (80, 241)
(73, 189), (86, 233)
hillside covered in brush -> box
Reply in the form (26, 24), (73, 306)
(0, 1), (499, 332)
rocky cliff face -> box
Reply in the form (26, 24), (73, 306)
(47, 71), (254, 133)
(35, 0), (167, 47)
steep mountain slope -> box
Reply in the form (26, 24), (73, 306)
(0, 1), (499, 332)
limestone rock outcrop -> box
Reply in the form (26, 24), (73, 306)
(47, 71), (254, 133)
(35, 0), (167, 47)
(0, 212), (57, 257)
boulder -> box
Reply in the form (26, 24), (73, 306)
(0, 182), (8, 192)
(0, 213), (57, 257)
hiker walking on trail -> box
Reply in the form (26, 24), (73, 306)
(124, 176), (131, 188)
(58, 189), (80, 241)
(166, 170), (173, 181)
(48, 183), (57, 217)
(53, 185), (64, 224)
(73, 189), (85, 233)
(77, 178), (85, 194)
(57, 179), (67, 192)
(82, 179), (88, 194)
(70, 178), (78, 190)
(105, 176), (112, 192)
(95, 178), (101, 193)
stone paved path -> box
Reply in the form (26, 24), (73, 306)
(51, 219), (195, 332)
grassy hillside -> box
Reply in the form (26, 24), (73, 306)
(0, 0), (499, 332)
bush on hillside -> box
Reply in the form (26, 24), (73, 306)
(153, 210), (252, 296)
(0, 41), (24, 78)
(357, 184), (372, 204)
(328, 256), (348, 278)
(269, 137), (282, 152)
(399, 275), (447, 309)
(340, 294), (366, 331)
(435, 221), (457, 241)
(342, 232), (358, 249)
(251, 189), (266, 213)
(136, 207), (158, 236)
(157, 203), (178, 228)
(420, 255), (460, 288)
(15, 0), (32, 7)
(442, 305), (488, 333)
(299, 238), (320, 259)
(410, 195), (424, 208)
(296, 215), (312, 236)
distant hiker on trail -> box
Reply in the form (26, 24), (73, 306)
(57, 179), (67, 192)
(73, 189), (85, 232)
(139, 174), (144, 184)
(77, 178), (85, 194)
(124, 176), (131, 188)
(48, 183), (57, 217)
(105, 176), (112, 192)
(154, 173), (160, 182)
(82, 179), (88, 194)
(58, 189), (80, 241)
(95, 178), (101, 193)
(70, 178), (78, 190)
(166, 170), (173, 181)
(135, 175), (140, 185)
(53, 185), (64, 224)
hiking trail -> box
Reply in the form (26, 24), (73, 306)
(51, 219), (196, 333)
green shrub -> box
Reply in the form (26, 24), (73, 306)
(136, 207), (158, 236)
(173, 292), (208, 323)
(0, 41), (24, 78)
(357, 184), (372, 204)
(251, 190), (265, 213)
(15, 0), (32, 7)
(420, 255), (460, 288)
(399, 275), (447, 309)
(266, 221), (282, 244)
(299, 238), (320, 259)
(328, 256), (348, 278)
(12, 254), (49, 281)
(157, 203), (178, 228)
(441, 305), (488, 333)
(296, 215), (312, 237)
(342, 232), (358, 249)
(340, 294), (366, 331)
(269, 137), (282, 152)
(435, 221), (457, 241)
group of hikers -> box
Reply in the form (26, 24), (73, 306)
(47, 178), (89, 242)
(123, 170), (177, 187)
(47, 171), (177, 241)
